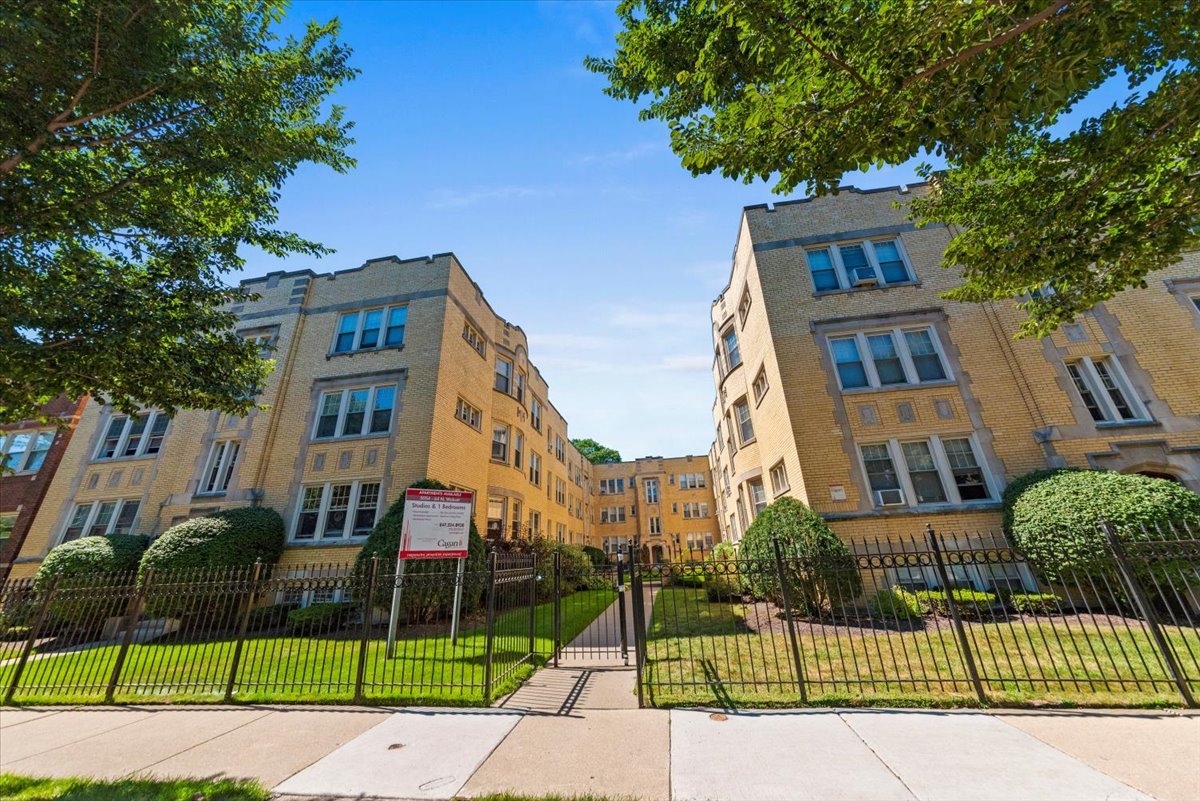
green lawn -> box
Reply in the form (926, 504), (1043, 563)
(0, 774), (268, 801)
(1, 589), (615, 705)
(643, 587), (1199, 708)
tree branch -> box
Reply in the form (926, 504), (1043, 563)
(49, 84), (163, 133)
(901, 0), (1080, 88)
(46, 102), (213, 153)
(773, 12), (874, 94)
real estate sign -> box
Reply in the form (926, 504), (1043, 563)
(398, 488), (473, 559)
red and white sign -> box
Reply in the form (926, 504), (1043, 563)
(398, 488), (473, 560)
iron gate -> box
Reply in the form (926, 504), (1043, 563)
(552, 551), (629, 665)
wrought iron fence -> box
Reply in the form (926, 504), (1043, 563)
(630, 523), (1200, 708)
(0, 552), (538, 705)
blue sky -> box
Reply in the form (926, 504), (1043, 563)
(245, 1), (1140, 460)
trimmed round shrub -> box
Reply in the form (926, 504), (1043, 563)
(711, 541), (737, 561)
(1004, 469), (1200, 577)
(139, 507), (285, 577)
(738, 497), (862, 613)
(1007, 593), (1064, 616)
(33, 535), (148, 625)
(582, 545), (608, 568)
(353, 480), (488, 623)
(869, 587), (928, 621)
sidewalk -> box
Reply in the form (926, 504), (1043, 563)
(2, 684), (1197, 801)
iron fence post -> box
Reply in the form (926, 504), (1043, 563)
(225, 560), (262, 702)
(1103, 521), (1197, 708)
(629, 556), (646, 708)
(105, 569), (152, 703)
(553, 550), (561, 667)
(354, 557), (379, 703)
(771, 537), (807, 703)
(528, 554), (537, 662)
(4, 574), (60, 705)
(617, 548), (629, 665)
(482, 550), (498, 703)
(926, 524), (987, 705)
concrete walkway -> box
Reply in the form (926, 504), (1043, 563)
(2, 705), (1196, 800)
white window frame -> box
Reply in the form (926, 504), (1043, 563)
(60, 498), (141, 544)
(291, 480), (381, 542)
(827, 325), (951, 391)
(95, 411), (169, 460)
(462, 321), (486, 357)
(495, 356), (513, 394)
(491, 424), (510, 463)
(600, 506), (627, 524)
(805, 238), (914, 292)
(733, 398), (755, 445)
(649, 516), (662, 535)
(738, 287), (752, 325)
(857, 435), (996, 509)
(530, 398), (543, 431)
(556, 477), (567, 505)
(198, 439), (241, 495)
(645, 479), (659, 504)
(752, 367), (769, 403)
(332, 305), (408, 353)
(529, 451), (542, 486)
(1, 429), (53, 473)
(312, 384), (396, 440)
(769, 461), (789, 495)
(747, 479), (767, 517)
(455, 397), (482, 430)
(1065, 356), (1150, 424)
(721, 327), (742, 372)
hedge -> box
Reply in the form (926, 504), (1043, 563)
(916, 589), (997, 620)
(34, 535), (149, 625)
(737, 497), (862, 613)
(869, 587), (928, 621)
(1004, 469), (1200, 577)
(138, 508), (284, 618)
(582, 545), (608, 568)
(353, 480), (488, 622)
(139, 507), (285, 577)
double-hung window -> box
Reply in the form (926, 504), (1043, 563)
(314, 385), (395, 439)
(199, 440), (240, 495)
(722, 328), (742, 372)
(601, 506), (627, 524)
(530, 398), (542, 431)
(748, 479), (767, 517)
(859, 436), (993, 508)
(649, 516), (661, 535)
(733, 399), (755, 444)
(529, 452), (541, 486)
(293, 481), (380, 541)
(752, 367), (769, 403)
(1065, 357), (1148, 423)
(515, 370), (526, 405)
(495, 357), (513, 393)
(555, 435), (565, 463)
(492, 424), (510, 462)
(333, 306), (407, 353)
(463, 322), (486, 356)
(514, 431), (523, 470)
(96, 412), (169, 459)
(62, 499), (140, 542)
(770, 461), (789, 494)
(805, 238), (913, 292)
(827, 326), (949, 390)
(645, 479), (659, 504)
(1, 430), (53, 472)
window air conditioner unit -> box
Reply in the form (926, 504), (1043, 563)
(850, 267), (879, 287)
(875, 488), (905, 506)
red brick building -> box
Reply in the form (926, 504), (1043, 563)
(1, 396), (88, 579)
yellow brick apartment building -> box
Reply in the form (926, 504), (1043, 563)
(592, 456), (718, 563)
(8, 254), (599, 577)
(709, 185), (1200, 546)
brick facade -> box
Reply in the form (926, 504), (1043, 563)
(8, 255), (599, 577)
(0, 396), (88, 578)
(709, 185), (1200, 547)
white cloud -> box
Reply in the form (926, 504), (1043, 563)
(573, 141), (660, 167)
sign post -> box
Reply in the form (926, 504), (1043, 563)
(386, 488), (473, 659)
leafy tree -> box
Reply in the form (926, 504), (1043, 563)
(0, 1), (356, 424)
(587, 1), (1200, 334)
(572, 438), (622, 464)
